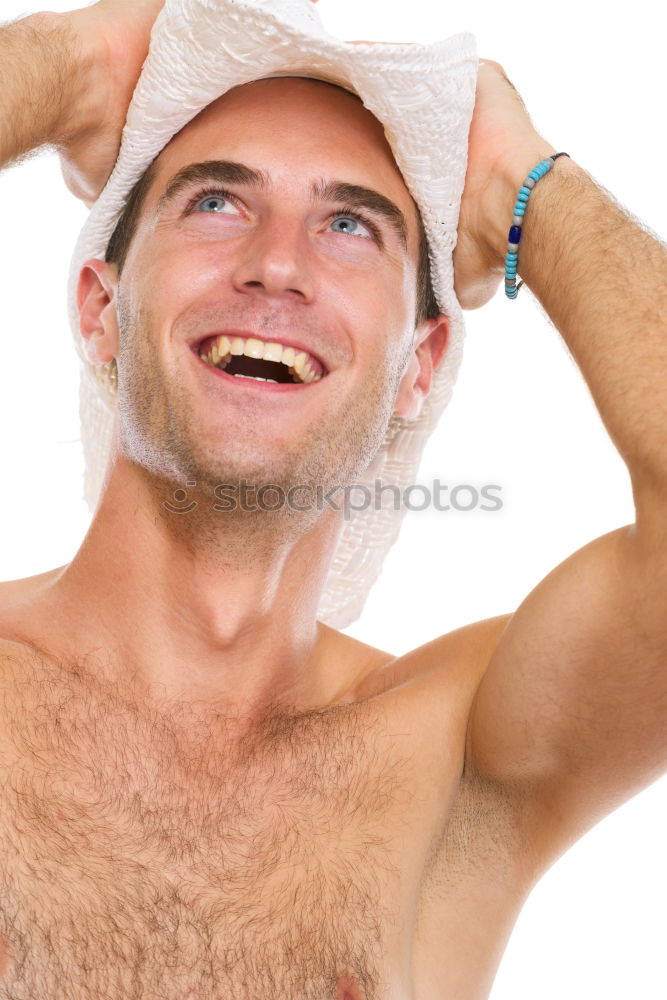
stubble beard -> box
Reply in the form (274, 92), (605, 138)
(114, 294), (410, 569)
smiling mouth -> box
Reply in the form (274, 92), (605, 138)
(195, 334), (326, 384)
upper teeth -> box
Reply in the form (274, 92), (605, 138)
(199, 335), (324, 383)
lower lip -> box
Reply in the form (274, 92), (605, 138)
(191, 348), (326, 392)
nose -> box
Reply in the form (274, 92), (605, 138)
(231, 210), (315, 304)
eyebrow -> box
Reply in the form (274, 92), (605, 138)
(154, 159), (410, 252)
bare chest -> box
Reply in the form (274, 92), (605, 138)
(0, 650), (532, 1000)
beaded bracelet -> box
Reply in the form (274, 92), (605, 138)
(505, 151), (571, 298)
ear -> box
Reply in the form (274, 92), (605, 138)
(77, 259), (120, 366)
(393, 314), (450, 421)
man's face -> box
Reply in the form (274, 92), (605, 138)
(86, 77), (444, 516)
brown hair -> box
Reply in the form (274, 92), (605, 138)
(105, 157), (441, 328)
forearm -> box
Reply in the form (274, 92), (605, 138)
(0, 12), (99, 170)
(487, 153), (667, 504)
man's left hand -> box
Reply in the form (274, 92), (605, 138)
(343, 47), (557, 311)
(453, 59), (558, 310)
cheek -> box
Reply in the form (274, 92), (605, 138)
(129, 245), (217, 333)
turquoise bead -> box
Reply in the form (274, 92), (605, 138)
(507, 155), (561, 299)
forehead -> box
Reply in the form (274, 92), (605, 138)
(145, 77), (419, 243)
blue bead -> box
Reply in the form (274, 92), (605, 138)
(517, 191), (529, 203)
(514, 206), (525, 215)
(506, 252), (518, 260)
(519, 186), (532, 195)
(509, 225), (522, 242)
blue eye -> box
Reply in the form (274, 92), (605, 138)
(196, 193), (238, 214)
(329, 215), (373, 240)
(187, 187), (379, 242)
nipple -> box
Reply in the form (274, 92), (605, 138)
(335, 970), (365, 1000)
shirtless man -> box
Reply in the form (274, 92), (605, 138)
(0, 2), (666, 998)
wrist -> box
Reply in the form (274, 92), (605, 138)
(483, 139), (561, 265)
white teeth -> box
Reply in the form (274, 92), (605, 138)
(243, 338), (264, 359)
(291, 351), (316, 382)
(262, 342), (284, 363)
(204, 334), (323, 376)
(199, 333), (326, 383)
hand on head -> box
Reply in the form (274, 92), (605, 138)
(57, 0), (166, 207)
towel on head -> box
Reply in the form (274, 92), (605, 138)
(66, 0), (478, 628)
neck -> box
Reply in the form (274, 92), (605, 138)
(31, 455), (348, 716)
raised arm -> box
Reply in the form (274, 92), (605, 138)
(0, 0), (164, 206)
(0, 12), (94, 172)
(452, 61), (667, 862)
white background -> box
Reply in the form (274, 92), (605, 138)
(1, 0), (665, 996)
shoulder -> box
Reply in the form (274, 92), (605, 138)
(352, 613), (514, 703)
(0, 567), (66, 608)
(0, 570), (70, 690)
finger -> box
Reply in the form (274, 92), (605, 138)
(479, 57), (527, 111)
